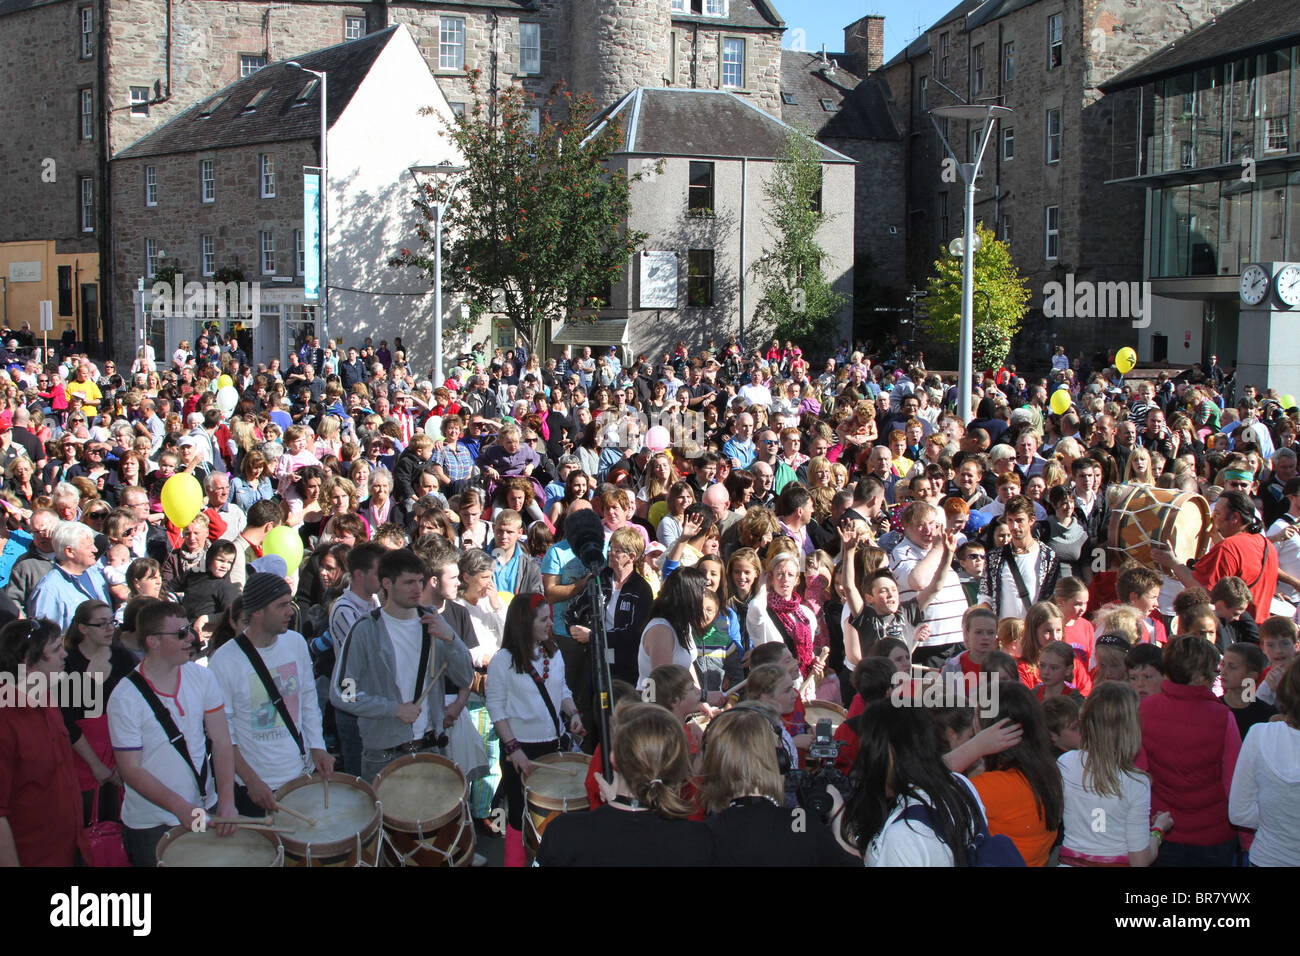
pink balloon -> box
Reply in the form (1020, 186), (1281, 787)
(645, 425), (671, 451)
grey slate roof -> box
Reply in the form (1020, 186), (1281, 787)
(1102, 0), (1300, 91)
(671, 0), (783, 29)
(592, 88), (854, 163)
(965, 0), (1042, 30)
(779, 50), (900, 142)
(114, 27), (397, 160)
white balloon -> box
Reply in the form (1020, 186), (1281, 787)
(423, 415), (443, 441)
(217, 385), (239, 416)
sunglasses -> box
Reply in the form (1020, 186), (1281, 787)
(151, 626), (195, 641)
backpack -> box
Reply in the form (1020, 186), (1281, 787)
(899, 801), (1026, 867)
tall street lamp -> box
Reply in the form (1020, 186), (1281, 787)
(410, 162), (467, 387)
(929, 104), (1011, 423)
(286, 61), (329, 348)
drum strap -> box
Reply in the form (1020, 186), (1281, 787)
(1248, 536), (1273, 591)
(125, 671), (209, 801)
(234, 634), (305, 757)
(1006, 550), (1036, 610)
(526, 663), (565, 742)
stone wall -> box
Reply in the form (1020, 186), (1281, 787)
(843, 15), (884, 73)
(0, 0), (99, 252)
(885, 0), (1239, 365)
(110, 139), (317, 355)
(570, 0), (671, 112)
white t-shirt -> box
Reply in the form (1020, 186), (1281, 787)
(1267, 515), (1300, 603)
(981, 547), (1044, 622)
(637, 616), (698, 688)
(108, 662), (225, 829)
(1058, 749), (1152, 863)
(209, 633), (325, 790)
(865, 775), (986, 867)
(383, 611), (430, 740)
(890, 539), (966, 646)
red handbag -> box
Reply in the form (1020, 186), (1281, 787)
(84, 790), (129, 868)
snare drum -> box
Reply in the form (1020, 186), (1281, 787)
(803, 700), (847, 732)
(373, 753), (475, 867)
(1106, 483), (1211, 573)
(156, 825), (283, 867)
(524, 752), (591, 860)
(274, 774), (382, 867)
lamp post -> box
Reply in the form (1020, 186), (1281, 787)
(286, 61), (329, 348)
(409, 162), (467, 387)
(929, 104), (1011, 423)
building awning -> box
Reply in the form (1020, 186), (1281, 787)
(551, 318), (630, 348)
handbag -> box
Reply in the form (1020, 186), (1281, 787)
(83, 789), (129, 868)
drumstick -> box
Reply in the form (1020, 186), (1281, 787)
(275, 803), (318, 827)
(413, 661), (449, 708)
(210, 818), (296, 834)
(323, 775), (329, 811)
(798, 647), (830, 696)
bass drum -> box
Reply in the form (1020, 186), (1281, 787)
(1106, 483), (1211, 573)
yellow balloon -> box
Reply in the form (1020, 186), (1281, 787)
(262, 525), (305, 572)
(160, 473), (204, 528)
(1282, 395), (1296, 410)
(1049, 389), (1072, 416)
(1115, 347), (1137, 374)
(217, 374), (234, 389)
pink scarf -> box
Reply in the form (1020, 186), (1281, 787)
(767, 591), (814, 676)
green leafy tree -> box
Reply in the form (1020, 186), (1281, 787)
(751, 130), (846, 348)
(923, 222), (1030, 370)
(391, 75), (655, 354)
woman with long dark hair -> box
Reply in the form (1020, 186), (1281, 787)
(637, 565), (709, 688)
(841, 700), (991, 866)
(971, 681), (1064, 866)
(485, 593), (585, 865)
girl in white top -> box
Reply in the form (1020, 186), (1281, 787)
(1058, 682), (1172, 866)
(1229, 664), (1300, 866)
(638, 565), (712, 691)
(486, 594), (585, 840)
(836, 701), (991, 867)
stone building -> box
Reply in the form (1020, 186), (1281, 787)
(1098, 0), (1300, 389)
(0, 0), (792, 360)
(554, 87), (856, 359)
(111, 25), (461, 370)
(878, 0), (1239, 367)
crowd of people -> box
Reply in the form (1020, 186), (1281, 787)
(0, 327), (1297, 868)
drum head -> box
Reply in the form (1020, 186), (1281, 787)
(374, 754), (465, 831)
(525, 753), (591, 812)
(1169, 494), (1211, 564)
(803, 701), (846, 731)
(274, 774), (380, 854)
(157, 826), (282, 867)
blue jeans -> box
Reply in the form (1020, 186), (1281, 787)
(123, 824), (170, 868)
(1155, 837), (1238, 867)
(336, 709), (363, 778)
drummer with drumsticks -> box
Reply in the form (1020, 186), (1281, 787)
(330, 550), (474, 782)
(1152, 491), (1297, 625)
(209, 572), (334, 818)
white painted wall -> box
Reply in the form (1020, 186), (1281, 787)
(328, 24), (464, 372)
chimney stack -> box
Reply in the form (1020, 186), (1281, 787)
(844, 14), (885, 73)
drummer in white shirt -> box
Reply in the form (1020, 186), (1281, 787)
(209, 572), (333, 818)
(1266, 476), (1300, 620)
